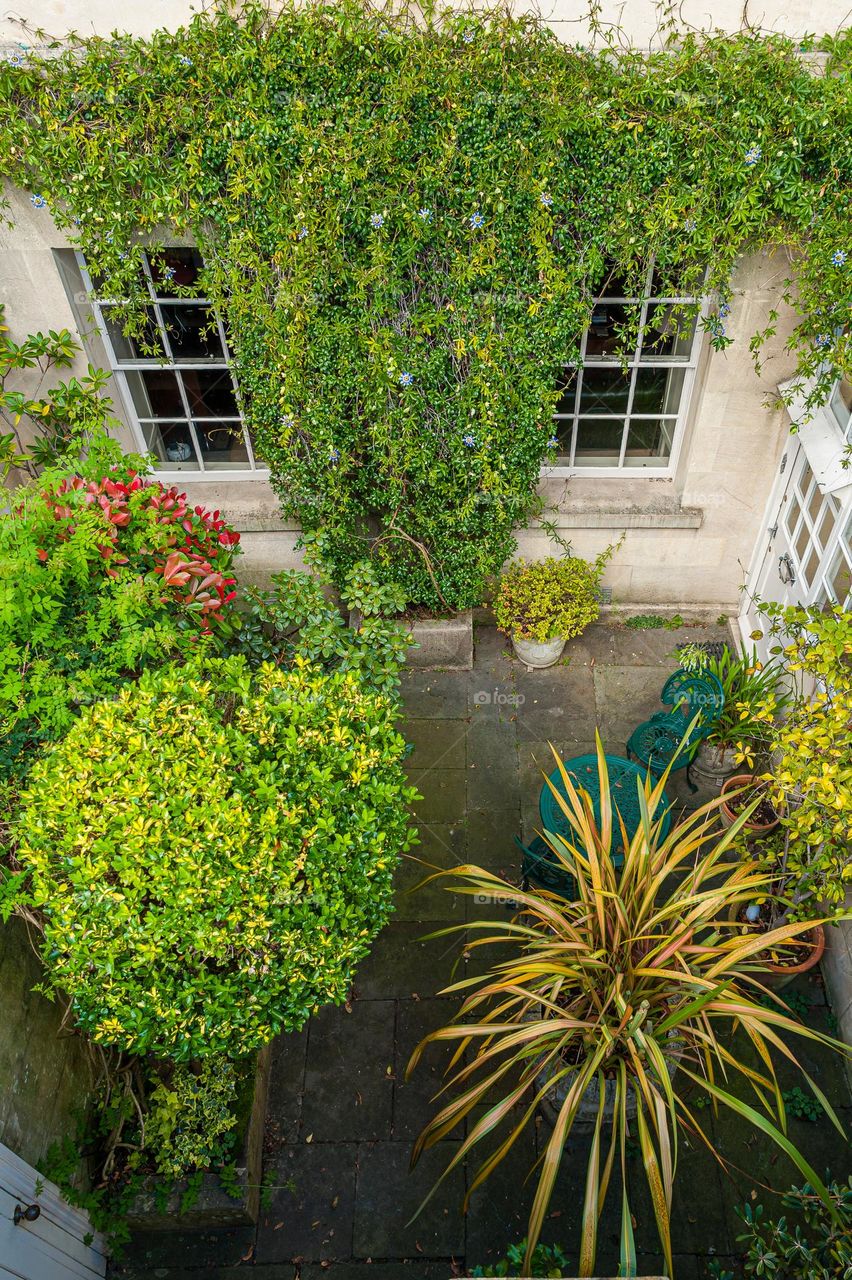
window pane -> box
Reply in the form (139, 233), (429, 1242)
(795, 520), (811, 565)
(816, 504), (838, 551)
(125, 369), (185, 418)
(554, 368), (577, 416)
(195, 421), (250, 468)
(181, 369), (240, 418)
(590, 262), (641, 299)
(641, 305), (696, 360)
(623, 418), (676, 467)
(102, 307), (164, 361)
(829, 377), (852, 436)
(632, 367), (685, 416)
(584, 302), (641, 360)
(825, 532), (852, 607)
(163, 306), (225, 361)
(140, 420), (199, 469)
(574, 418), (625, 466)
(579, 368), (632, 416)
(148, 248), (205, 297)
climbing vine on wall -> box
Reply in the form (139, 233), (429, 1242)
(0, 1), (849, 608)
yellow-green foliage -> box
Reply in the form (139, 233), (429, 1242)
(494, 555), (606, 643)
(146, 1059), (247, 1178)
(761, 604), (852, 918)
(14, 655), (418, 1058)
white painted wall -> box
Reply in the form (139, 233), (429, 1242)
(1, 0), (847, 44)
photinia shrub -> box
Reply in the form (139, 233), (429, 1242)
(12, 656), (417, 1058)
(0, 446), (241, 777)
(493, 549), (616, 643)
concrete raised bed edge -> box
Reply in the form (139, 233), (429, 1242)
(349, 608), (474, 670)
(126, 1042), (272, 1230)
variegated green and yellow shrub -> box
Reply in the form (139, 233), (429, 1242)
(12, 655), (418, 1059)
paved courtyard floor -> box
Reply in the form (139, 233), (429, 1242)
(112, 621), (851, 1280)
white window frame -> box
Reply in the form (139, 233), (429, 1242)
(543, 262), (705, 478)
(75, 250), (268, 482)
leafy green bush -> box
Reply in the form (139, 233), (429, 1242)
(2, 2), (849, 609)
(0, 445), (241, 778)
(471, 1240), (570, 1277)
(146, 1059), (250, 1178)
(494, 551), (615, 643)
(737, 1179), (852, 1278)
(12, 655), (417, 1058)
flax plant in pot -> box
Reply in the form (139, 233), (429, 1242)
(407, 740), (848, 1279)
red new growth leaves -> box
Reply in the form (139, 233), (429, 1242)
(39, 471), (240, 630)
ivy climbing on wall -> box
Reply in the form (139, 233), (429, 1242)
(0, 1), (849, 609)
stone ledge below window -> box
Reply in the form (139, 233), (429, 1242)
(529, 507), (703, 530)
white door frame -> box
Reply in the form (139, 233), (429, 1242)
(0, 1142), (106, 1280)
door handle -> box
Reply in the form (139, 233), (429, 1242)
(778, 553), (796, 585)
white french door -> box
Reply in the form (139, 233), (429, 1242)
(0, 1142), (106, 1280)
(740, 441), (852, 660)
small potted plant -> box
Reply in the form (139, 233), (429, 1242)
(493, 543), (619, 669)
(720, 773), (782, 834)
(678, 644), (790, 788)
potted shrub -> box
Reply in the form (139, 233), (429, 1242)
(494, 543), (619, 669)
(408, 741), (846, 1279)
(678, 644), (790, 788)
(729, 603), (852, 986)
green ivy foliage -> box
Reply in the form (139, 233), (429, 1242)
(1, 1), (850, 608)
(13, 656), (417, 1058)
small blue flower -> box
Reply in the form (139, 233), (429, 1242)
(280, 414), (295, 430)
(547, 436), (559, 448)
(6, 50), (25, 66)
(539, 192), (553, 208)
(162, 266), (175, 282)
(379, 25), (390, 37)
(30, 194), (46, 209)
(683, 217), (697, 233)
(719, 301), (731, 317)
(831, 249), (847, 267)
(462, 28), (475, 43)
(469, 211), (484, 229)
(398, 371), (413, 387)
(297, 225), (308, 240)
(815, 333), (832, 349)
(370, 212), (385, 230)
(462, 432), (476, 448)
(329, 447), (341, 464)
(418, 206), (432, 222)
(744, 144), (762, 166)
(178, 55), (193, 66)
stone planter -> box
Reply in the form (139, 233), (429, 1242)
(690, 740), (740, 790)
(126, 1044), (271, 1230)
(511, 634), (566, 669)
(349, 608), (473, 670)
(536, 1051), (678, 1130)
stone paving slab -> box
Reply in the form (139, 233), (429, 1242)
(300, 1001), (396, 1142)
(353, 1140), (465, 1258)
(256, 1141), (358, 1263)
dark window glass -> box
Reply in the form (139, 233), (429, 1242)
(632, 367), (685, 416)
(140, 420), (199, 469)
(623, 418), (676, 466)
(182, 369), (240, 418)
(579, 368), (632, 416)
(126, 369), (184, 418)
(195, 421), (250, 468)
(574, 418), (625, 464)
(149, 248), (205, 297)
(164, 306), (225, 360)
(584, 303), (640, 360)
(102, 307), (164, 360)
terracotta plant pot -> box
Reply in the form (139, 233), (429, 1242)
(763, 924), (825, 990)
(727, 905), (825, 991)
(720, 773), (781, 834)
(511, 634), (566, 669)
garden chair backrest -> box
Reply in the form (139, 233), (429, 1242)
(659, 668), (724, 747)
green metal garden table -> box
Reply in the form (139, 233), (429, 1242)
(538, 752), (671, 862)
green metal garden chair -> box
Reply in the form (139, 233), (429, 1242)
(626, 668), (724, 790)
(514, 834), (577, 900)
